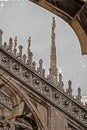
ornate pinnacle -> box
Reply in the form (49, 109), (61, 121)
(13, 36), (17, 55)
(49, 17), (58, 85)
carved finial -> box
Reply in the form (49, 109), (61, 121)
(0, 29), (3, 46)
(14, 36), (17, 49)
(13, 36), (17, 55)
(39, 59), (43, 68)
(66, 80), (72, 96)
(7, 37), (13, 52)
(77, 87), (81, 102)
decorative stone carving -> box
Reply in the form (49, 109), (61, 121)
(42, 85), (51, 98)
(12, 63), (20, 71)
(32, 78), (40, 91)
(62, 98), (69, 109)
(52, 91), (60, 103)
(1, 54), (10, 69)
(0, 30), (87, 128)
(22, 69), (30, 82)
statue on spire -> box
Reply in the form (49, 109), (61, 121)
(52, 17), (56, 33)
(28, 37), (31, 52)
(27, 37), (33, 67)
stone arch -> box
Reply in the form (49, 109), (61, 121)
(0, 70), (48, 130)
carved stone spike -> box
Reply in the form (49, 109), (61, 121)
(7, 37), (13, 52)
(67, 80), (72, 96)
(13, 36), (17, 55)
(77, 87), (81, 101)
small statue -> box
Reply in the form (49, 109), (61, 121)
(28, 37), (31, 51)
(52, 17), (56, 33)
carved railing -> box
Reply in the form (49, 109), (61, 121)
(0, 44), (87, 129)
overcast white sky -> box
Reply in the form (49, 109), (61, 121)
(0, 0), (87, 96)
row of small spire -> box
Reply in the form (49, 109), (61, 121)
(0, 17), (82, 103)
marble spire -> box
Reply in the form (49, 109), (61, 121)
(49, 17), (58, 85)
